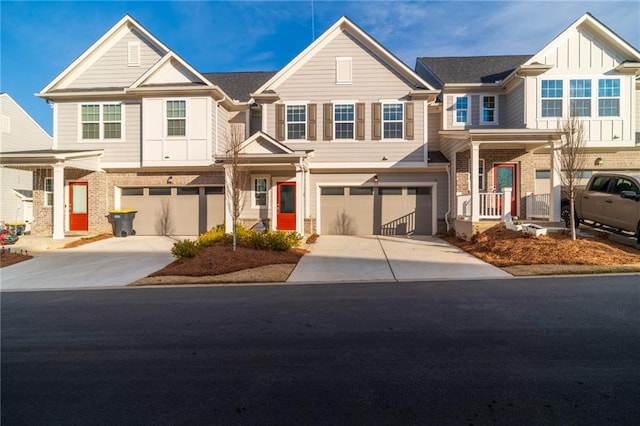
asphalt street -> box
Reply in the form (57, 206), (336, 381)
(2, 276), (640, 425)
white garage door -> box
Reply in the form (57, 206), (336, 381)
(120, 186), (224, 236)
(320, 186), (432, 235)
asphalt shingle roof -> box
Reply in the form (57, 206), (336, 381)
(203, 71), (277, 102)
(416, 55), (533, 87)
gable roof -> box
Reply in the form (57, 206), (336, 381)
(526, 12), (640, 66)
(416, 55), (533, 87)
(254, 16), (436, 95)
(203, 72), (277, 102)
(129, 52), (213, 89)
(40, 15), (170, 94)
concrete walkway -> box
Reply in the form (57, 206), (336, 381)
(1, 236), (175, 291)
(287, 235), (511, 283)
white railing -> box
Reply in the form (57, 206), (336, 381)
(457, 192), (504, 219)
(525, 193), (550, 219)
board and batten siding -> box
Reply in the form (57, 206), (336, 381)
(524, 26), (635, 145)
(309, 171), (448, 220)
(56, 101), (141, 164)
(263, 30), (427, 163)
(70, 28), (164, 89)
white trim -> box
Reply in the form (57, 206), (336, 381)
(308, 161), (433, 169)
(381, 101), (404, 141)
(333, 102), (356, 141)
(284, 103), (308, 141)
(44, 177), (54, 207)
(40, 15), (170, 94)
(251, 175), (270, 209)
(129, 52), (215, 90)
(77, 102), (125, 142)
(165, 99), (187, 138)
(315, 181), (438, 235)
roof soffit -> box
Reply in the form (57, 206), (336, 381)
(253, 16), (435, 95)
(40, 15), (170, 94)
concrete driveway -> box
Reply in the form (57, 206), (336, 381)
(1, 236), (175, 291)
(287, 235), (511, 283)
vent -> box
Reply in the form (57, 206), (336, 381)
(336, 57), (352, 84)
(128, 42), (140, 66)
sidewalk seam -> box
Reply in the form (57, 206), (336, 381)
(376, 236), (398, 282)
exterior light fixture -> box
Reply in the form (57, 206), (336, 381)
(373, 175), (379, 184)
(166, 176), (173, 184)
(594, 157), (602, 166)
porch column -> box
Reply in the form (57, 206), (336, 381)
(470, 143), (480, 222)
(223, 165), (233, 234)
(52, 162), (65, 240)
(295, 165), (304, 235)
(549, 138), (563, 222)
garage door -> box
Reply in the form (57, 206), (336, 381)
(120, 186), (224, 236)
(320, 186), (432, 235)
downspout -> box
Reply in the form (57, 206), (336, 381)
(214, 96), (226, 156)
(444, 164), (451, 231)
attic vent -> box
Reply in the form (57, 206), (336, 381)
(1, 115), (10, 133)
(128, 42), (140, 66)
(336, 57), (352, 84)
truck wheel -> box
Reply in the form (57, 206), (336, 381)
(561, 205), (579, 229)
(637, 223), (640, 245)
(121, 230), (128, 237)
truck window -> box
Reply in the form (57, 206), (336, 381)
(589, 176), (611, 192)
(610, 178), (638, 194)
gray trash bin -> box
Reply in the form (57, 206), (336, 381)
(108, 210), (137, 237)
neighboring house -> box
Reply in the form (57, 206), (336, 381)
(0, 93), (53, 228)
(0, 12), (638, 240)
(415, 12), (640, 237)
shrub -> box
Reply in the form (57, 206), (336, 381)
(197, 227), (227, 248)
(263, 231), (303, 251)
(171, 239), (200, 258)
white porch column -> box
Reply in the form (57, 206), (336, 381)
(52, 163), (65, 240)
(295, 165), (304, 235)
(549, 138), (563, 222)
(502, 187), (512, 222)
(223, 164), (233, 234)
(470, 143), (480, 222)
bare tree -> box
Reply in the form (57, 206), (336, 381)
(558, 117), (588, 241)
(225, 124), (250, 250)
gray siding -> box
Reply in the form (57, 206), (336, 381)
(0, 168), (32, 222)
(428, 111), (441, 151)
(0, 94), (52, 151)
(445, 93), (506, 129)
(71, 29), (164, 89)
(505, 83), (525, 128)
(56, 101), (141, 163)
(264, 30), (427, 163)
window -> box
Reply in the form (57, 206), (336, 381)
(480, 96), (497, 124)
(382, 103), (403, 139)
(598, 79), (620, 117)
(334, 104), (354, 139)
(205, 186), (224, 195)
(378, 188), (402, 195)
(569, 79), (591, 117)
(408, 187), (431, 195)
(336, 57), (352, 84)
(44, 178), (53, 207)
(253, 177), (268, 208)
(81, 104), (121, 140)
(167, 100), (186, 136)
(177, 187), (199, 195)
(321, 187), (345, 196)
(349, 187), (373, 195)
(535, 170), (550, 179)
(286, 105), (306, 139)
(149, 187), (171, 196)
(478, 159), (485, 190)
(541, 80), (563, 117)
(122, 187), (143, 196)
(454, 96), (468, 123)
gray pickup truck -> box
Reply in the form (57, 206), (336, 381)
(562, 173), (640, 243)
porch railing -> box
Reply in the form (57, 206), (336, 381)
(525, 193), (550, 220)
(457, 192), (504, 219)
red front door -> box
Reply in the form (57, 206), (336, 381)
(276, 182), (296, 231)
(69, 182), (89, 231)
(494, 164), (517, 215)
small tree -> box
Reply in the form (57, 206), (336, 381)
(558, 117), (588, 241)
(225, 124), (250, 250)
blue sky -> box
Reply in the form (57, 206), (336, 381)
(1, 1), (639, 135)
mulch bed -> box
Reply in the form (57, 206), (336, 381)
(63, 233), (112, 248)
(150, 243), (305, 277)
(0, 251), (33, 268)
(441, 225), (640, 267)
